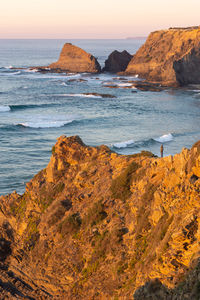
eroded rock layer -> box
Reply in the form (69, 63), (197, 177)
(125, 26), (200, 86)
(49, 43), (101, 73)
(1, 136), (200, 298)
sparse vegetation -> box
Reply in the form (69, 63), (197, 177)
(24, 217), (40, 251)
(159, 214), (174, 240)
(111, 162), (140, 201)
(131, 150), (156, 158)
(82, 260), (100, 278)
(52, 146), (56, 154)
(117, 262), (128, 275)
(59, 213), (82, 236)
(10, 196), (27, 219)
(83, 201), (107, 227)
(48, 205), (68, 226)
(129, 234), (148, 269)
(54, 182), (65, 194)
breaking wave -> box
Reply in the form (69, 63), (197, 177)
(0, 105), (11, 112)
(59, 93), (102, 98)
(153, 133), (173, 143)
(113, 139), (135, 148)
(17, 120), (74, 128)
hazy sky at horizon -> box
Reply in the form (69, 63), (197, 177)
(1, 0), (200, 38)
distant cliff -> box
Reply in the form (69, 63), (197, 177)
(125, 26), (200, 86)
(49, 43), (101, 73)
(1, 136), (200, 298)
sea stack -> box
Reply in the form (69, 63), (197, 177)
(102, 50), (132, 73)
(49, 43), (101, 73)
(125, 26), (200, 86)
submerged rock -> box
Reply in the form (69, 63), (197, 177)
(102, 50), (132, 73)
(49, 43), (101, 73)
(125, 26), (200, 86)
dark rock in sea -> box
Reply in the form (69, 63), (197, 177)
(103, 80), (165, 91)
(49, 43), (101, 73)
(102, 50), (132, 73)
(83, 93), (116, 98)
(125, 26), (200, 86)
(67, 78), (87, 83)
(133, 81), (164, 92)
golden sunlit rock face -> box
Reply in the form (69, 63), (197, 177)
(1, 136), (200, 298)
(125, 26), (200, 86)
(49, 43), (101, 73)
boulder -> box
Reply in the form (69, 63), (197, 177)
(102, 50), (132, 73)
(125, 26), (200, 86)
(49, 43), (101, 73)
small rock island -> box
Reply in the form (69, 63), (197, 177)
(49, 43), (101, 73)
(102, 50), (132, 73)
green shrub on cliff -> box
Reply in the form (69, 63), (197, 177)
(59, 213), (82, 236)
(83, 201), (107, 227)
(111, 162), (140, 201)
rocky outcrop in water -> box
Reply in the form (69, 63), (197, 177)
(2, 136), (200, 298)
(125, 26), (200, 86)
(49, 43), (101, 73)
(102, 50), (132, 73)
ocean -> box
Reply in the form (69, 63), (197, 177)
(0, 39), (200, 195)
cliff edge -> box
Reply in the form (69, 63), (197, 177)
(125, 26), (200, 86)
(1, 136), (200, 298)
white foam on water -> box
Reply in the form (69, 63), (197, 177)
(0, 71), (21, 76)
(154, 133), (173, 143)
(60, 82), (68, 86)
(113, 139), (134, 148)
(11, 71), (21, 75)
(102, 81), (117, 86)
(24, 72), (81, 80)
(117, 83), (133, 87)
(0, 105), (11, 112)
(66, 73), (81, 79)
(189, 89), (200, 92)
(5, 66), (13, 69)
(18, 120), (73, 128)
(16, 113), (79, 128)
(25, 68), (38, 73)
(61, 93), (102, 98)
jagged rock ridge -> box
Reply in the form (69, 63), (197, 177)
(49, 43), (101, 73)
(1, 136), (200, 298)
(125, 26), (200, 86)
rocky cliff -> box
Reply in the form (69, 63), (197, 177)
(125, 26), (200, 86)
(1, 136), (200, 298)
(102, 50), (132, 73)
(49, 43), (101, 73)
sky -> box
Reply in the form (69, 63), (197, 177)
(0, 0), (200, 39)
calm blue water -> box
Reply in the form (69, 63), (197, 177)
(0, 39), (200, 195)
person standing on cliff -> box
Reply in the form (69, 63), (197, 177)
(160, 144), (164, 158)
